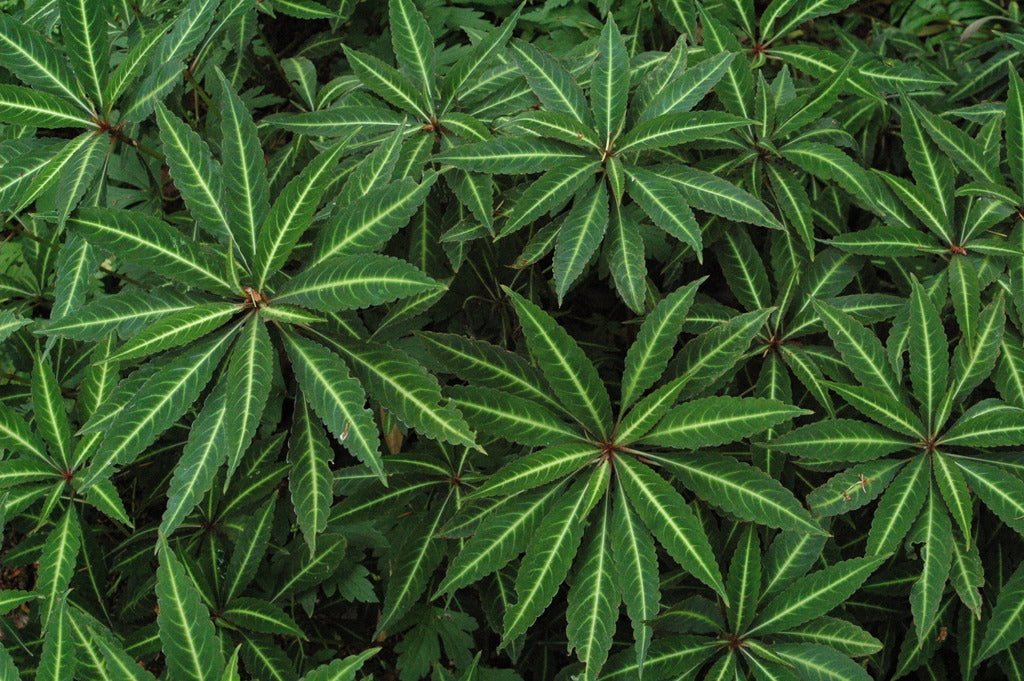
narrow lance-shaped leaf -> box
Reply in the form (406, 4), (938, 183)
(255, 137), (350, 288)
(214, 67), (269, 268)
(747, 554), (889, 635)
(566, 490), (619, 681)
(615, 455), (727, 600)
(503, 286), (612, 437)
(502, 464), (609, 645)
(647, 453), (825, 535)
(36, 505), (82, 627)
(32, 354), (73, 470)
(78, 325), (237, 489)
(0, 15), (89, 109)
(909, 277), (948, 432)
(160, 373), (230, 538)
(610, 479), (659, 674)
(283, 333), (384, 481)
(909, 484), (953, 642)
(59, 0), (108, 108)
(289, 396), (334, 554)
(155, 102), (232, 246)
(591, 16), (629, 145)
(376, 491), (451, 635)
(69, 208), (235, 296)
(553, 180), (608, 303)
(978, 561), (1024, 662)
(276, 254), (441, 312)
(156, 540), (226, 681)
(222, 314), (273, 481)
(619, 278), (703, 410)
(435, 482), (567, 596)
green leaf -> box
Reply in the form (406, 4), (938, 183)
(79, 325), (237, 489)
(298, 648), (379, 681)
(289, 396), (335, 554)
(666, 308), (773, 397)
(0, 84), (94, 127)
(942, 401), (1024, 447)
(436, 483), (565, 596)
(553, 179), (609, 302)
(255, 137), (350, 288)
(449, 386), (583, 447)
(222, 315), (273, 480)
(156, 541), (226, 681)
(651, 164), (781, 229)
(436, 137), (590, 174)
(220, 598), (304, 638)
(276, 254), (440, 312)
(503, 286), (612, 437)
(747, 554), (888, 635)
(979, 561), (1024, 661)
(615, 455), (726, 600)
(639, 51), (736, 121)
(509, 39), (591, 127)
(608, 202), (647, 314)
(31, 354), (73, 470)
(618, 111), (750, 152)
(610, 479), (659, 673)
(388, 0), (436, 104)
(813, 299), (902, 404)
(567, 491), (618, 681)
(769, 419), (913, 463)
(107, 303), (238, 363)
(417, 332), (564, 414)
(726, 524), (761, 634)
(648, 453), (825, 535)
(214, 67), (270, 268)
(36, 506), (81, 628)
(69, 208), (235, 296)
(471, 443), (599, 498)
(38, 597), (74, 681)
(0, 15), (89, 110)
(345, 47), (431, 120)
(282, 333), (383, 481)
(499, 161), (599, 238)
(625, 165), (702, 255)
(780, 617), (883, 657)
(909, 277), (948, 432)
(865, 453), (929, 556)
(1008, 67), (1024, 193)
(312, 175), (435, 265)
(643, 396), (808, 449)
(772, 642), (872, 681)
(620, 278), (703, 410)
(502, 464), (608, 644)
(43, 289), (196, 342)
(160, 373), (230, 538)
(155, 102), (232, 247)
(59, 0), (108, 108)
(954, 457), (1024, 538)
(909, 485), (953, 642)
(332, 339), (476, 448)
(591, 16), (629, 145)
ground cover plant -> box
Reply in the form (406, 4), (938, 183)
(1, 0), (1024, 678)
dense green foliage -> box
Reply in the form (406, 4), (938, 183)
(1, 0), (1024, 678)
